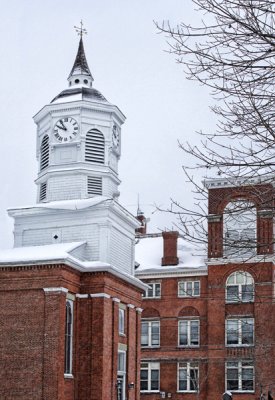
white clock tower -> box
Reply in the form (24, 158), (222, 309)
(8, 31), (140, 276)
(35, 34), (122, 203)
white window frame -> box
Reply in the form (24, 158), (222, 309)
(226, 361), (254, 392)
(64, 299), (73, 376)
(178, 320), (200, 347)
(226, 271), (254, 303)
(143, 283), (161, 298)
(119, 308), (125, 336)
(177, 362), (199, 392)
(141, 320), (160, 347)
(223, 200), (256, 258)
(226, 318), (254, 346)
(178, 281), (200, 297)
(140, 362), (160, 392)
(117, 350), (126, 400)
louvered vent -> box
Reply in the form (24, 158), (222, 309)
(40, 135), (49, 171)
(40, 182), (47, 201)
(85, 130), (105, 164)
(87, 176), (102, 196)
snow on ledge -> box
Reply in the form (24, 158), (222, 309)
(8, 196), (111, 212)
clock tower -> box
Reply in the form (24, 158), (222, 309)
(35, 34), (122, 203)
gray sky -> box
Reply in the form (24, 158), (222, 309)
(0, 0), (216, 249)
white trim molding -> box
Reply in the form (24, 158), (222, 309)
(136, 307), (143, 314)
(43, 287), (68, 293)
(90, 293), (111, 299)
(127, 304), (135, 309)
(76, 294), (89, 298)
(112, 297), (121, 303)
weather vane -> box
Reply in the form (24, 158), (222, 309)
(74, 20), (87, 38)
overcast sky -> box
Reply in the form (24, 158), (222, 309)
(0, 0), (216, 249)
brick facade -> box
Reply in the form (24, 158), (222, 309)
(137, 182), (275, 400)
(0, 264), (143, 400)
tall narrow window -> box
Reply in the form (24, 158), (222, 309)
(40, 135), (49, 171)
(223, 200), (256, 257)
(119, 308), (125, 335)
(64, 300), (73, 375)
(117, 350), (126, 400)
(85, 129), (105, 164)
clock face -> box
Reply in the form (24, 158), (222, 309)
(54, 117), (79, 142)
(112, 124), (119, 148)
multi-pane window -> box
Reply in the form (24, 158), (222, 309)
(140, 362), (160, 392)
(141, 320), (160, 347)
(119, 308), (125, 335)
(178, 362), (199, 392)
(178, 281), (200, 297)
(64, 300), (73, 375)
(226, 318), (254, 346)
(143, 283), (161, 298)
(226, 271), (254, 303)
(223, 201), (256, 257)
(117, 351), (126, 400)
(178, 320), (199, 347)
(226, 361), (254, 392)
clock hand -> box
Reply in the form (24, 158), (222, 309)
(60, 120), (67, 130)
(56, 124), (66, 131)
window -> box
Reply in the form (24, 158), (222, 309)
(223, 201), (256, 257)
(140, 362), (160, 392)
(178, 320), (199, 347)
(178, 281), (200, 297)
(226, 318), (254, 346)
(141, 320), (160, 347)
(119, 308), (125, 335)
(64, 300), (73, 375)
(85, 129), (105, 164)
(226, 271), (254, 303)
(143, 283), (161, 298)
(226, 361), (254, 392)
(40, 135), (49, 171)
(117, 350), (126, 400)
(178, 362), (199, 392)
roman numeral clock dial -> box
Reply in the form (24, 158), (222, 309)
(54, 117), (79, 142)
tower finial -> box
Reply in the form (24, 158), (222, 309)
(74, 20), (87, 38)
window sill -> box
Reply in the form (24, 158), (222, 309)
(229, 390), (254, 393)
(64, 373), (74, 379)
(178, 345), (200, 348)
(140, 390), (160, 393)
(141, 346), (160, 349)
(177, 391), (198, 393)
(226, 344), (254, 348)
(119, 333), (126, 337)
(142, 297), (161, 300)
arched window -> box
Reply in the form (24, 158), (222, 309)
(40, 135), (49, 171)
(85, 129), (105, 164)
(223, 200), (256, 257)
(64, 300), (73, 374)
(226, 271), (254, 303)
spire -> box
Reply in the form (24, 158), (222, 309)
(68, 21), (94, 87)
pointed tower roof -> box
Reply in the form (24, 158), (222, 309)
(68, 36), (94, 81)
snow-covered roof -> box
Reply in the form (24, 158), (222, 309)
(0, 241), (147, 290)
(135, 235), (207, 277)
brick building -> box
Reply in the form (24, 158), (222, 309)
(0, 34), (146, 400)
(135, 178), (275, 400)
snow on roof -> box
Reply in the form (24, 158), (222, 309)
(0, 241), (147, 291)
(135, 235), (206, 274)
(8, 196), (110, 212)
(0, 242), (85, 264)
